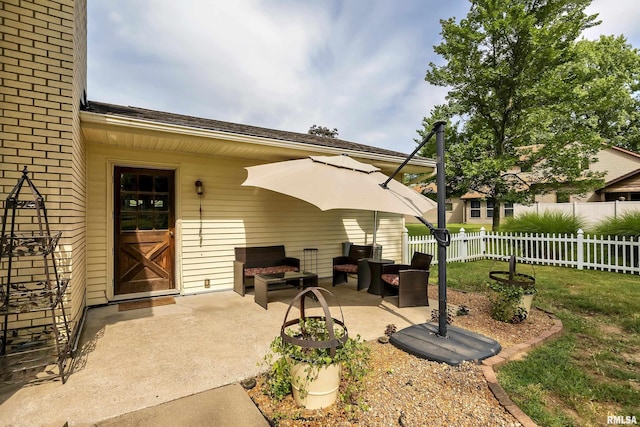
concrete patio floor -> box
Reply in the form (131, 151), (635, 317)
(0, 280), (438, 426)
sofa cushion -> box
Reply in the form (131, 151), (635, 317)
(244, 265), (299, 277)
(381, 274), (399, 287)
(333, 264), (358, 274)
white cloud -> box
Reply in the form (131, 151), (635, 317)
(583, 0), (640, 42)
(87, 1), (640, 155)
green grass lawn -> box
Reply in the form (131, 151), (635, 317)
(433, 260), (640, 426)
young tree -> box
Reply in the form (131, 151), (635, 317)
(421, 0), (640, 229)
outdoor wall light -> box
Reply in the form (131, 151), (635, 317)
(195, 180), (204, 196)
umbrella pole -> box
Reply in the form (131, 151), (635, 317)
(380, 120), (450, 337)
(401, 121), (450, 337)
(373, 211), (377, 247)
(390, 124), (502, 363)
(434, 122), (448, 337)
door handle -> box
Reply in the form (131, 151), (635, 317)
(169, 231), (174, 237)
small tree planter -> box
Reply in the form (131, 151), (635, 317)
(262, 287), (370, 410)
(489, 256), (537, 323)
(518, 293), (535, 315)
(279, 287), (348, 409)
(290, 360), (341, 409)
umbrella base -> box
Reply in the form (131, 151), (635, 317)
(390, 323), (501, 366)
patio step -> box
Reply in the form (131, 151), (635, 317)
(95, 383), (268, 427)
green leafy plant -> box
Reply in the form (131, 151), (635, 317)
(488, 280), (536, 324)
(262, 317), (370, 404)
(500, 211), (586, 234)
(591, 211), (640, 238)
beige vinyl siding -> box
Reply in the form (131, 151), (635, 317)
(86, 142), (405, 305)
(590, 148), (639, 181)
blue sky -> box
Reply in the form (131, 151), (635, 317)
(87, 0), (640, 155)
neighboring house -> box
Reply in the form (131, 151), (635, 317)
(414, 185), (514, 225)
(414, 183), (465, 224)
(416, 145), (640, 225)
(583, 146), (640, 202)
(595, 168), (640, 202)
(0, 1), (436, 343)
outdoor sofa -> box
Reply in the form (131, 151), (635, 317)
(233, 245), (300, 296)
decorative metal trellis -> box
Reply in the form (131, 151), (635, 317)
(1, 167), (71, 384)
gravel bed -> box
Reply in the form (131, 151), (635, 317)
(247, 288), (555, 426)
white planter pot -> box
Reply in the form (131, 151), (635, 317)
(518, 294), (535, 317)
(290, 361), (341, 409)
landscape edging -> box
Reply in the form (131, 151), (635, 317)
(481, 309), (564, 427)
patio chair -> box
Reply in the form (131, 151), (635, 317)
(380, 252), (433, 307)
(332, 244), (373, 287)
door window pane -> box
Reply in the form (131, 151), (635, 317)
(139, 174), (153, 192)
(121, 195), (138, 211)
(121, 213), (137, 231)
(154, 213), (169, 229)
(138, 213), (154, 230)
(138, 194), (155, 211)
(154, 195), (168, 210)
(121, 173), (137, 191)
(155, 175), (169, 192)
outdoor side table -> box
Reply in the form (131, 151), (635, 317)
(303, 248), (318, 275)
(254, 271), (318, 309)
(359, 258), (395, 294)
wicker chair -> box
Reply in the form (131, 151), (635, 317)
(380, 252), (433, 307)
(332, 244), (373, 287)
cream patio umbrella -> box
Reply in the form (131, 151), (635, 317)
(242, 123), (501, 366)
(242, 154), (437, 218)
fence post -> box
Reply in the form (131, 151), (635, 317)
(459, 228), (467, 261)
(577, 229), (584, 270)
(402, 226), (409, 264)
(480, 227), (486, 256)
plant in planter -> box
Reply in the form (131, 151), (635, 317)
(262, 287), (370, 410)
(488, 256), (536, 323)
(487, 280), (536, 323)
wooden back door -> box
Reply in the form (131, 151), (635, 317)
(114, 167), (175, 295)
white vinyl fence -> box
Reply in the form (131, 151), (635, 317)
(514, 201), (640, 227)
(404, 228), (640, 275)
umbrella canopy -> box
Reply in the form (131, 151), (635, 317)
(242, 155), (437, 217)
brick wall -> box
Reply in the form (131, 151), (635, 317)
(0, 0), (87, 340)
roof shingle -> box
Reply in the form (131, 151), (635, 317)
(84, 101), (420, 159)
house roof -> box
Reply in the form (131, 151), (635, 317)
(597, 168), (640, 192)
(80, 101), (435, 175)
(610, 145), (640, 159)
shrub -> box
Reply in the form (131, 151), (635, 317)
(500, 211), (586, 234)
(591, 211), (640, 238)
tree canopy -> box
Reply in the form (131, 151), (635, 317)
(308, 125), (339, 138)
(421, 0), (640, 229)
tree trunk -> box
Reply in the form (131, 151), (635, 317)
(492, 199), (502, 230)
